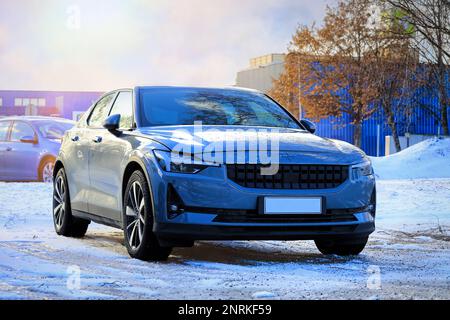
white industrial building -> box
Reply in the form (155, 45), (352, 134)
(235, 53), (285, 93)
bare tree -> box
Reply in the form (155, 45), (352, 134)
(373, 8), (422, 152)
(376, 51), (420, 152)
(384, 0), (450, 135)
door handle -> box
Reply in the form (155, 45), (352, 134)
(71, 136), (80, 142)
(92, 136), (103, 143)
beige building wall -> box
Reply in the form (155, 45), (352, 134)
(236, 54), (285, 93)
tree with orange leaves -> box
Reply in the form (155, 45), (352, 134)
(271, 0), (385, 147)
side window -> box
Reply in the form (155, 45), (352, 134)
(10, 122), (35, 142)
(0, 121), (11, 141)
(88, 93), (115, 128)
(109, 91), (133, 129)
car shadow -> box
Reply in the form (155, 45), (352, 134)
(83, 231), (366, 266)
(170, 241), (362, 266)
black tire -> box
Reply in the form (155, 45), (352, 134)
(370, 187), (376, 218)
(123, 170), (172, 261)
(53, 168), (90, 237)
(315, 236), (368, 256)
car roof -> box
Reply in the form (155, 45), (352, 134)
(94, 86), (263, 102)
(0, 116), (75, 123)
(134, 85), (262, 94)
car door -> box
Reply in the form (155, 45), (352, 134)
(6, 121), (41, 181)
(88, 90), (134, 221)
(63, 123), (91, 213)
(0, 120), (12, 180)
(76, 92), (117, 218)
(65, 93), (115, 213)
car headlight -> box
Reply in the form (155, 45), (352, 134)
(351, 160), (373, 179)
(152, 150), (219, 174)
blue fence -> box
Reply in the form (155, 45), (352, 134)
(308, 87), (449, 157)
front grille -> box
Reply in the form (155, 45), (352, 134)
(213, 213), (357, 224)
(227, 164), (349, 189)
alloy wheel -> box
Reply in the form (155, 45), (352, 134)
(43, 162), (54, 183)
(53, 175), (66, 229)
(125, 181), (146, 250)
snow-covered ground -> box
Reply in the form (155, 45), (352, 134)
(0, 138), (449, 300)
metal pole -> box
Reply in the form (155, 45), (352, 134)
(298, 54), (302, 120)
(376, 124), (380, 157)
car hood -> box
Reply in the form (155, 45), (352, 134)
(136, 125), (366, 164)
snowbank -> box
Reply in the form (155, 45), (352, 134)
(370, 137), (450, 180)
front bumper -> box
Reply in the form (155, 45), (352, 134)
(142, 155), (376, 242)
(154, 211), (375, 241)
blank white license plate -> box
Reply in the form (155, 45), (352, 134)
(263, 197), (323, 215)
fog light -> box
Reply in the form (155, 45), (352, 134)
(167, 184), (185, 219)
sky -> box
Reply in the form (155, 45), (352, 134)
(0, 0), (333, 91)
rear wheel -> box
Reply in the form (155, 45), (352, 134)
(315, 236), (368, 256)
(123, 170), (172, 261)
(53, 168), (90, 237)
(39, 157), (55, 183)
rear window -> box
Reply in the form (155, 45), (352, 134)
(0, 121), (10, 141)
(36, 121), (74, 139)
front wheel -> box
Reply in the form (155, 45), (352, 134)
(123, 170), (172, 261)
(315, 236), (368, 256)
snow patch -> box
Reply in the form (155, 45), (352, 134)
(370, 137), (450, 180)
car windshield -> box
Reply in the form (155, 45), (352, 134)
(36, 120), (74, 139)
(139, 88), (301, 129)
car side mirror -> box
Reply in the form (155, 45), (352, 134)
(20, 135), (38, 144)
(103, 114), (121, 131)
(300, 119), (316, 134)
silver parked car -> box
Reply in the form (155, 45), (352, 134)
(0, 116), (75, 182)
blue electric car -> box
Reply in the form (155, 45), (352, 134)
(53, 86), (376, 261)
